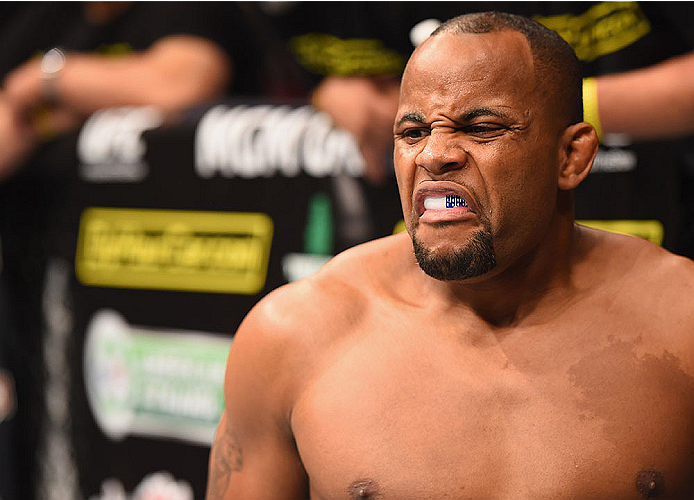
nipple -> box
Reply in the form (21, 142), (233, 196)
(635, 469), (664, 498)
(348, 478), (380, 499)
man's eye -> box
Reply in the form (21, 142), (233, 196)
(465, 124), (506, 136)
(399, 129), (429, 142)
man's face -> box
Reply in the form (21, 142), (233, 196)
(393, 30), (564, 281)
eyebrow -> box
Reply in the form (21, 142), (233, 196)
(461, 107), (513, 121)
(395, 108), (513, 129)
(395, 112), (426, 128)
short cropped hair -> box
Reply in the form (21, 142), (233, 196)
(432, 11), (583, 127)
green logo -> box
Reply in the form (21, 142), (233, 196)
(84, 310), (231, 445)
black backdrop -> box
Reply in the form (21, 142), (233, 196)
(0, 100), (690, 500)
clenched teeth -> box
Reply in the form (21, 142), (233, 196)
(423, 194), (467, 210)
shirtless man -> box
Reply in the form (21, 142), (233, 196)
(206, 12), (694, 500)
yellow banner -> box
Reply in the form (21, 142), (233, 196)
(577, 219), (663, 245)
(291, 33), (405, 76)
(394, 219), (664, 245)
(534, 2), (650, 62)
(75, 208), (273, 294)
(393, 220), (407, 235)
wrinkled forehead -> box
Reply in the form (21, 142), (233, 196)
(400, 30), (537, 107)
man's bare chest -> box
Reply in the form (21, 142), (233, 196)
(290, 313), (694, 500)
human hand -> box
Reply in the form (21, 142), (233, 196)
(4, 54), (84, 142)
(311, 76), (400, 184)
(2, 57), (44, 115)
(0, 93), (38, 182)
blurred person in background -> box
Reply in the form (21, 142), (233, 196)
(0, 3), (254, 499)
(251, 2), (694, 184)
(246, 2), (694, 260)
(0, 1), (241, 182)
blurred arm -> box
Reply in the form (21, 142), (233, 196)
(0, 92), (37, 181)
(3, 34), (231, 116)
(311, 75), (400, 184)
(595, 51), (694, 139)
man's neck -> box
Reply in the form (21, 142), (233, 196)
(420, 211), (579, 328)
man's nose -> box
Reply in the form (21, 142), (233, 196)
(415, 131), (467, 175)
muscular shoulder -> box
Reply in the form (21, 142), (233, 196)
(226, 233), (412, 409)
(578, 225), (694, 369)
(626, 235), (694, 339)
(582, 225), (694, 298)
(252, 234), (407, 335)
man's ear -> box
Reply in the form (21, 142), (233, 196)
(557, 122), (599, 190)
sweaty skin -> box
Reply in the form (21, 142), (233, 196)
(206, 30), (694, 500)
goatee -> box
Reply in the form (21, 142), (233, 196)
(412, 228), (496, 281)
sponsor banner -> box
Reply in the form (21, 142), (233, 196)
(393, 220), (407, 235)
(290, 33), (406, 75)
(77, 107), (163, 183)
(282, 253), (332, 282)
(84, 309), (231, 445)
(591, 135), (638, 174)
(393, 219), (663, 245)
(38, 259), (81, 500)
(75, 208), (273, 294)
(195, 104), (365, 179)
(534, 1), (651, 62)
(89, 471), (193, 500)
(578, 219), (664, 244)
(591, 147), (638, 173)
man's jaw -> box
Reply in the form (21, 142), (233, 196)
(411, 227), (496, 282)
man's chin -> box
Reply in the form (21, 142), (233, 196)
(411, 230), (496, 281)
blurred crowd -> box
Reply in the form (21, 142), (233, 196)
(0, 2), (693, 499)
(0, 2), (693, 184)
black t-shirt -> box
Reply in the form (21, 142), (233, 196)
(252, 1), (693, 95)
(0, 1), (257, 95)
